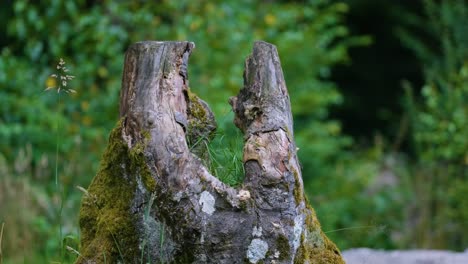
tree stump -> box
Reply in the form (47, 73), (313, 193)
(77, 41), (344, 264)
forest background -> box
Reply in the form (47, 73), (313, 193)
(0, 0), (467, 262)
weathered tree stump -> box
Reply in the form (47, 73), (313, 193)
(77, 41), (344, 264)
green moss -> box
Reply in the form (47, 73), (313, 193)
(292, 167), (303, 204)
(187, 90), (208, 123)
(294, 201), (344, 264)
(185, 89), (218, 175)
(276, 234), (291, 260)
(129, 130), (156, 192)
(295, 233), (343, 264)
(295, 247), (343, 264)
(186, 89), (217, 142)
(76, 120), (155, 263)
(287, 157), (343, 262)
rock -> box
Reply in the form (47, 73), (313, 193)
(343, 248), (468, 264)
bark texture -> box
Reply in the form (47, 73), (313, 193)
(77, 41), (344, 264)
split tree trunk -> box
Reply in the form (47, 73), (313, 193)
(77, 41), (344, 264)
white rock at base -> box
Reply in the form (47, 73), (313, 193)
(342, 248), (468, 264)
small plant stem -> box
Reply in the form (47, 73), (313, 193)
(55, 92), (61, 187)
(54, 92), (63, 261)
(324, 225), (380, 234)
(59, 190), (64, 261)
(46, 59), (75, 262)
(111, 232), (124, 261)
(160, 225), (165, 264)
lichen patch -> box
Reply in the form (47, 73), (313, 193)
(199, 191), (215, 215)
(293, 214), (304, 252)
(247, 238), (269, 263)
(237, 189), (251, 201)
(252, 226), (263, 237)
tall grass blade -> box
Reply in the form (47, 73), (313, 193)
(0, 222), (4, 264)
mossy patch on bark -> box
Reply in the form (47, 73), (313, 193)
(276, 234), (291, 260)
(76, 120), (155, 263)
(293, 202), (344, 264)
(185, 89), (216, 144)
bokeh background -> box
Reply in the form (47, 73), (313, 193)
(0, 0), (467, 262)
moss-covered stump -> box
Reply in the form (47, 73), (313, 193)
(76, 41), (344, 263)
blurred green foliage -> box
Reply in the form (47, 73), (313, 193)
(0, 0), (467, 262)
(313, 0), (467, 251)
(399, 0), (468, 249)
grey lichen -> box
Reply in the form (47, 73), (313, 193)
(293, 214), (304, 252)
(252, 226), (263, 237)
(247, 238), (269, 263)
(199, 191), (216, 215)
